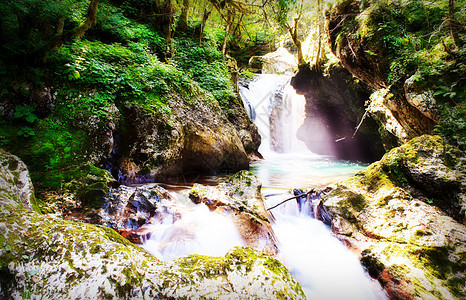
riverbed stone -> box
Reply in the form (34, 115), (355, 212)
(260, 47), (298, 75)
(318, 135), (466, 299)
(0, 150), (305, 299)
(189, 170), (279, 255)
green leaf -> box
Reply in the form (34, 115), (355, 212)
(25, 114), (38, 123)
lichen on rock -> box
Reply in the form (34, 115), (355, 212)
(318, 135), (466, 299)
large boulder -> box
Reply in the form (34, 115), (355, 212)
(0, 151), (305, 299)
(189, 170), (279, 255)
(117, 92), (249, 183)
(259, 47), (298, 75)
(317, 135), (466, 299)
(0, 149), (36, 211)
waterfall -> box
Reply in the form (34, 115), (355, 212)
(239, 75), (307, 155)
(138, 74), (387, 300)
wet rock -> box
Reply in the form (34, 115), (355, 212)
(319, 135), (466, 299)
(189, 170), (279, 255)
(291, 65), (386, 160)
(0, 151), (305, 299)
(65, 184), (178, 244)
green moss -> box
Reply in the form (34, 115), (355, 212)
(98, 226), (134, 248)
(331, 188), (367, 227)
(387, 264), (410, 279)
(360, 249), (385, 280)
(77, 182), (110, 209)
(447, 277), (466, 298)
(410, 246), (463, 280)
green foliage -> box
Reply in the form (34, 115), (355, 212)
(174, 38), (237, 109)
(435, 106), (466, 151)
(0, 0), (87, 60)
(14, 106), (38, 123)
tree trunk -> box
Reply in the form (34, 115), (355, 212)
(199, 7), (211, 44)
(163, 0), (175, 58)
(314, 0), (323, 70)
(41, 0), (100, 62)
(177, 0), (190, 32)
(222, 11), (234, 55)
(449, 0), (461, 48)
(286, 18), (306, 67)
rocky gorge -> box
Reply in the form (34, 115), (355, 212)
(0, 0), (465, 298)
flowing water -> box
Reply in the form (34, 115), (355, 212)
(140, 75), (387, 299)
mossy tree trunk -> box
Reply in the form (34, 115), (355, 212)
(162, 0), (175, 58)
(199, 7), (211, 44)
(285, 18), (306, 67)
(222, 10), (235, 55)
(449, 0), (462, 48)
(314, 0), (324, 70)
(40, 0), (100, 62)
(177, 0), (190, 32)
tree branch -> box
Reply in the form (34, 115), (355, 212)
(41, 0), (100, 62)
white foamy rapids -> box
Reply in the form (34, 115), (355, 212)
(142, 201), (245, 261)
(266, 194), (388, 300)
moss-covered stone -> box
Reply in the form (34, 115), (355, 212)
(1, 151), (303, 299)
(38, 164), (117, 214)
(320, 135), (466, 299)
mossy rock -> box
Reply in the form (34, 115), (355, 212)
(0, 150), (305, 299)
(320, 135), (466, 299)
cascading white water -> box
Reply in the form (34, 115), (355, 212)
(141, 190), (245, 261)
(239, 74), (387, 299)
(239, 74), (307, 155)
(266, 191), (387, 300)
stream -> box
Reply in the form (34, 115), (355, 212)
(139, 75), (387, 299)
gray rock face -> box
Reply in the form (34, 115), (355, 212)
(189, 170), (279, 255)
(0, 151), (305, 300)
(0, 149), (35, 211)
(318, 135), (466, 299)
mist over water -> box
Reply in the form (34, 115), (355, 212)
(142, 192), (245, 261)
